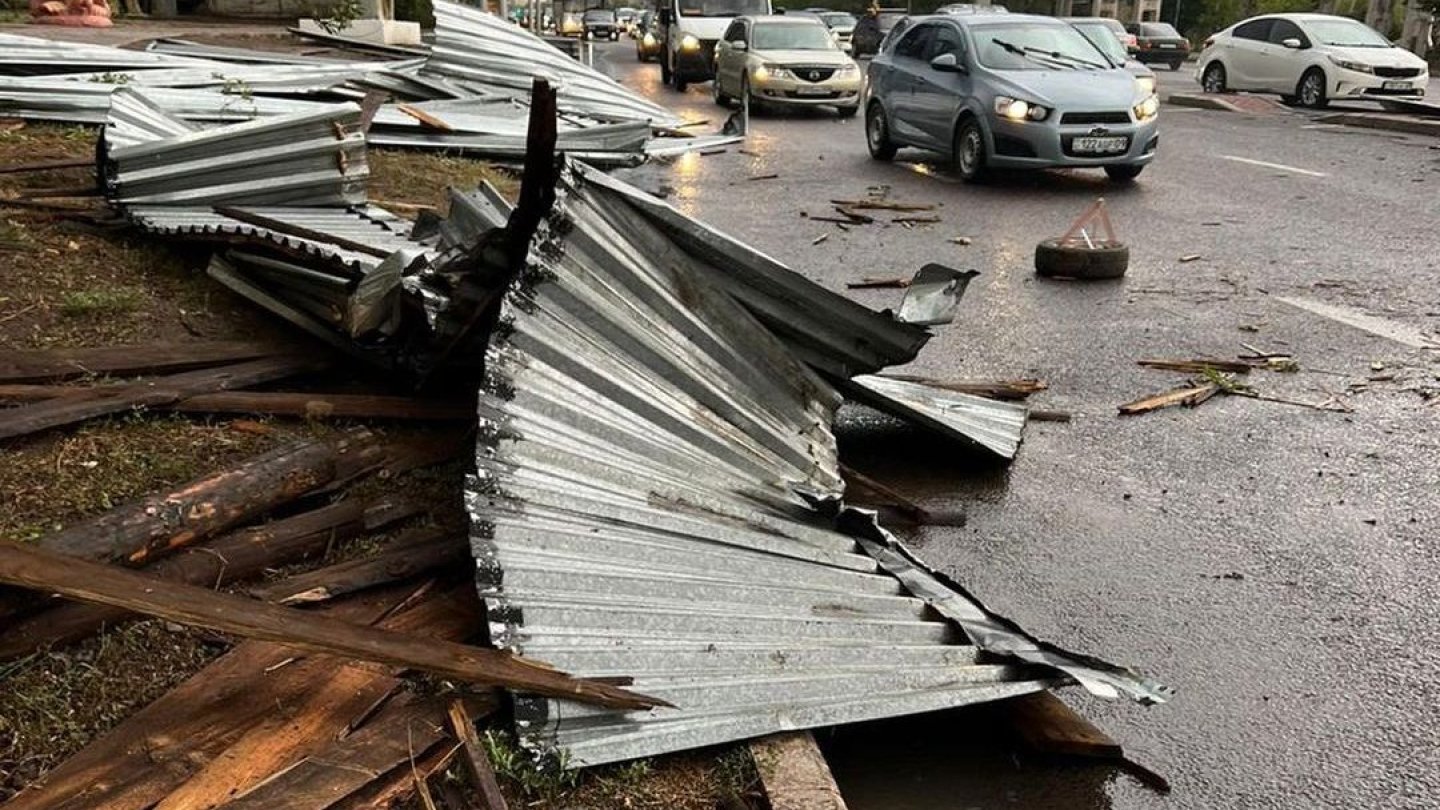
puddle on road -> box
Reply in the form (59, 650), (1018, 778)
(823, 705), (1122, 810)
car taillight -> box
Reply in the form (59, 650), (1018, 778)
(1203, 37), (1213, 49)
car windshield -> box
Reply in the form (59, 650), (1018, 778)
(677, 0), (768, 17)
(1139, 23), (1180, 37)
(821, 12), (856, 27)
(753, 22), (838, 50)
(1071, 23), (1126, 64)
(1305, 18), (1391, 47)
(584, 10), (615, 21)
(974, 22), (1109, 70)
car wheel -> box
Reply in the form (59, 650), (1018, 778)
(953, 118), (988, 183)
(713, 73), (732, 106)
(1034, 238), (1130, 280)
(865, 102), (897, 160)
(1297, 68), (1328, 109)
(1104, 164), (1145, 182)
(1201, 62), (1226, 94)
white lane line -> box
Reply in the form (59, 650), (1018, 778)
(1274, 296), (1440, 350)
(1219, 155), (1329, 177)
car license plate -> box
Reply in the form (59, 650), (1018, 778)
(1383, 80), (1412, 90)
(1159, 43), (1176, 48)
(795, 86), (830, 96)
(1072, 136), (1128, 154)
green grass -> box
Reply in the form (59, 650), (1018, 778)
(59, 288), (144, 319)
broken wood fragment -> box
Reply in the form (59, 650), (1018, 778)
(447, 698), (510, 810)
(846, 277), (910, 290)
(396, 103), (456, 132)
(839, 463), (928, 524)
(1028, 409), (1072, 423)
(0, 340), (294, 384)
(830, 199), (935, 212)
(0, 496), (423, 661)
(1118, 383), (1220, 415)
(1137, 358), (1253, 374)
(877, 376), (1048, 400)
(751, 731), (849, 810)
(1000, 691), (1122, 759)
(251, 527), (468, 606)
(891, 215), (940, 225)
(0, 540), (665, 709)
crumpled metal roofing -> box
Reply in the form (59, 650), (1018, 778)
(143, 38), (355, 66)
(574, 166), (933, 378)
(845, 374), (1030, 460)
(467, 164), (1166, 768)
(0, 33), (214, 75)
(424, 0), (684, 127)
(103, 92), (370, 207)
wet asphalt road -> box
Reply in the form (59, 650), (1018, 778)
(595, 42), (1440, 809)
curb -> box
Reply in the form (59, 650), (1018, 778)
(1317, 112), (1440, 138)
(1165, 93), (1242, 113)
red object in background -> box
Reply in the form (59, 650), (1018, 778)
(30, 0), (114, 27)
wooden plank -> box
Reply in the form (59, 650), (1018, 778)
(396, 103), (456, 132)
(0, 340), (290, 384)
(447, 698), (509, 810)
(0, 356), (322, 440)
(750, 731), (849, 810)
(1137, 358), (1253, 374)
(876, 375), (1048, 401)
(0, 497), (423, 661)
(999, 691), (1122, 759)
(3, 588), (409, 810)
(151, 589), (482, 810)
(0, 387), (475, 422)
(0, 540), (664, 710)
(328, 720), (463, 810)
(251, 527), (467, 606)
(1117, 384), (1220, 415)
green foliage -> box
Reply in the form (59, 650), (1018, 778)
(394, 0), (436, 27)
(481, 729), (580, 801)
(320, 0), (365, 34)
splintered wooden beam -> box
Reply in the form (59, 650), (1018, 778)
(750, 731), (849, 810)
(1137, 358), (1253, 374)
(0, 340), (294, 384)
(250, 527), (468, 606)
(0, 386), (475, 421)
(448, 698), (511, 810)
(1000, 691), (1122, 759)
(0, 356), (323, 440)
(1118, 383), (1220, 415)
(0, 540), (665, 710)
(0, 497), (425, 661)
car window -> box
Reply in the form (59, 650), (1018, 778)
(972, 21), (1108, 70)
(1072, 22), (1126, 64)
(893, 24), (936, 60)
(1140, 23), (1180, 37)
(1267, 19), (1307, 45)
(1304, 18), (1391, 47)
(752, 22), (837, 50)
(1233, 19), (1275, 42)
(821, 12), (856, 28)
(722, 20), (744, 43)
(927, 24), (966, 62)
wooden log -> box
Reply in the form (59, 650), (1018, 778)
(151, 588), (482, 810)
(750, 731), (849, 810)
(0, 356), (323, 440)
(0, 497), (423, 661)
(3, 588), (412, 810)
(447, 698), (510, 810)
(251, 527), (468, 606)
(0, 540), (665, 710)
(0, 340), (293, 384)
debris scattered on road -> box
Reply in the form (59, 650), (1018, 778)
(831, 199), (936, 212)
(1029, 409), (1073, 422)
(811, 233), (829, 245)
(950, 236), (973, 246)
(877, 376), (1048, 400)
(749, 173), (780, 181)
(893, 215), (940, 225)
(1179, 254), (1203, 263)
(1138, 358), (1253, 374)
(847, 277), (911, 289)
(1036, 198), (1128, 280)
(1118, 383), (1221, 415)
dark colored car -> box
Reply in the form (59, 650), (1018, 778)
(1125, 21), (1190, 69)
(584, 9), (621, 41)
(635, 10), (662, 61)
(853, 9), (908, 58)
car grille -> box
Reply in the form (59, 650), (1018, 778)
(1059, 111), (1131, 125)
(1373, 66), (1424, 78)
(1362, 86), (1424, 96)
(791, 66), (838, 83)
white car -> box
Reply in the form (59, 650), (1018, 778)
(1196, 13), (1430, 108)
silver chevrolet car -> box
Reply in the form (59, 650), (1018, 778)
(863, 13), (1160, 182)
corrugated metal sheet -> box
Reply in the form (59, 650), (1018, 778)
(424, 0), (683, 127)
(144, 38), (356, 66)
(467, 166), (1068, 767)
(574, 165), (934, 378)
(845, 374), (1029, 460)
(104, 100), (370, 207)
(0, 33), (214, 75)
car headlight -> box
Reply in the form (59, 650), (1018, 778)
(1327, 55), (1373, 74)
(1133, 94), (1160, 121)
(643, 33), (655, 45)
(1135, 75), (1156, 95)
(680, 34), (700, 51)
(754, 63), (794, 81)
(994, 96), (1049, 122)
(837, 63), (859, 76)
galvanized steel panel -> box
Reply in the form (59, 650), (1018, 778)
(847, 374), (1029, 460)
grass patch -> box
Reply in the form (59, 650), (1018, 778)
(368, 149), (520, 211)
(59, 288), (144, 319)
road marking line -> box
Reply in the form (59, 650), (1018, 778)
(1274, 296), (1440, 350)
(1219, 155), (1328, 177)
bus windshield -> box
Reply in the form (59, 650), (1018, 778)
(677, 0), (768, 18)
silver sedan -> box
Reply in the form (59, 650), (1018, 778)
(863, 13), (1160, 182)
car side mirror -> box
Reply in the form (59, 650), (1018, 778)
(930, 52), (965, 73)
(730, 41), (748, 51)
(1281, 37), (1303, 49)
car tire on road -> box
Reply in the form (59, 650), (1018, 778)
(1201, 62), (1227, 94)
(713, 74), (732, 106)
(953, 118), (988, 184)
(1034, 238), (1130, 280)
(1104, 164), (1145, 182)
(865, 102), (897, 160)
(1297, 68), (1328, 109)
